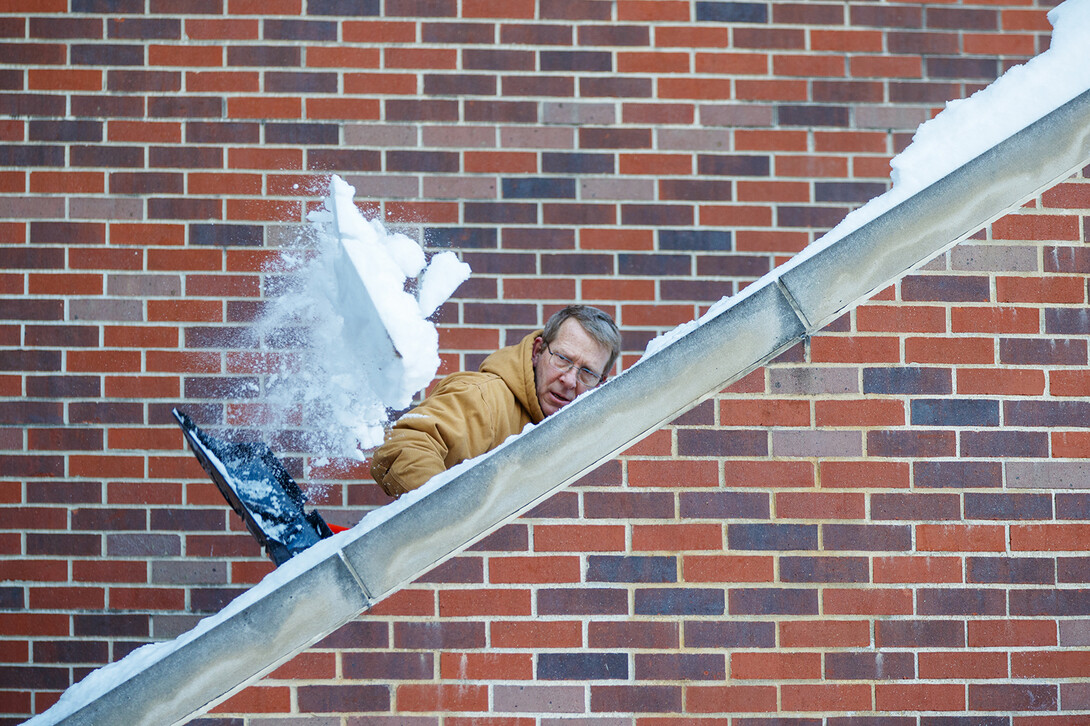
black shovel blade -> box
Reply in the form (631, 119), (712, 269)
(173, 408), (332, 565)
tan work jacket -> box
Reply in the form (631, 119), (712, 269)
(370, 330), (545, 497)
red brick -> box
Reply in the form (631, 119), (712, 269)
(719, 399), (809, 427)
(28, 69), (103, 91)
(396, 684), (488, 712)
(628, 459), (717, 488)
(620, 153), (692, 176)
(968, 619), (1057, 648)
(624, 430), (672, 456)
(779, 619), (870, 648)
(876, 683), (965, 711)
(491, 620), (582, 649)
(186, 71), (260, 93)
(66, 351), (142, 373)
(993, 213), (1081, 241)
(823, 588), (913, 616)
(856, 304), (945, 333)
(731, 651), (820, 680)
(811, 335), (899, 363)
(1051, 369), (1090, 396)
(814, 399), (905, 427)
(920, 650), (1008, 679)
(462, 151), (536, 173)
(534, 524), (625, 552)
(917, 524), (1006, 552)
(633, 523), (722, 552)
(1052, 432), (1090, 459)
(581, 229), (655, 252)
(268, 652), (336, 681)
(440, 652), (533, 680)
(30, 171), (105, 194)
(438, 588), (531, 617)
(186, 18), (260, 40)
(109, 587), (185, 611)
(781, 683), (872, 712)
(1012, 650), (1090, 678)
(958, 368), (1045, 396)
(736, 180), (809, 202)
(657, 26), (730, 48)
(873, 556), (962, 584)
(617, 0), (688, 21)
(722, 460), (813, 488)
(682, 555), (773, 583)
(820, 461), (909, 489)
(686, 685), (777, 713)
(109, 222), (185, 246)
(488, 555), (580, 583)
(776, 492), (865, 520)
(905, 336), (995, 364)
(658, 78), (734, 100)
(617, 51), (690, 74)
(997, 276), (1085, 304)
(343, 20), (417, 43)
(211, 686), (291, 714)
(1012, 524), (1090, 552)
(0, 613), (69, 637)
(366, 589), (435, 617)
(28, 586), (104, 610)
(699, 204), (773, 227)
(735, 79), (808, 102)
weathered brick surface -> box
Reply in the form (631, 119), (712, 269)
(3, 1), (1090, 723)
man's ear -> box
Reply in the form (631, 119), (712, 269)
(531, 336), (544, 363)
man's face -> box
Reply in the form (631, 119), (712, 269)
(531, 318), (612, 417)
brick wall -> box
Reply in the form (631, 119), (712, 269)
(3, 1), (1088, 723)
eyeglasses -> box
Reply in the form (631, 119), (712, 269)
(544, 344), (604, 388)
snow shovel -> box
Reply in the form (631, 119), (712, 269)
(173, 408), (333, 565)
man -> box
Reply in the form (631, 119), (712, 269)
(370, 304), (621, 497)
(176, 304), (620, 563)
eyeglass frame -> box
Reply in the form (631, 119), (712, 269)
(543, 343), (605, 388)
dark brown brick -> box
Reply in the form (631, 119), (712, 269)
(590, 685), (681, 713)
(342, 652), (432, 680)
(149, 96), (222, 118)
(780, 556), (869, 583)
(421, 21), (494, 43)
(501, 23), (572, 45)
(825, 651), (914, 680)
(683, 620), (775, 648)
(394, 621), (485, 649)
(502, 75), (574, 97)
(918, 588), (1006, 616)
(968, 683), (1056, 712)
(634, 652), (725, 680)
(463, 48), (535, 71)
(678, 428), (767, 456)
(876, 619), (964, 648)
(464, 99), (538, 122)
(584, 491), (675, 519)
(29, 16), (104, 38)
(850, 5), (922, 28)
(264, 19), (337, 41)
(871, 493), (961, 521)
(778, 104), (850, 127)
(730, 588), (818, 615)
(888, 31), (959, 55)
(28, 427), (103, 451)
(961, 430), (1049, 458)
(415, 556), (483, 583)
(542, 0), (612, 20)
(824, 524), (911, 552)
(538, 588), (628, 615)
(968, 557), (1054, 585)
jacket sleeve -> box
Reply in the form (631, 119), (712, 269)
(369, 379), (496, 498)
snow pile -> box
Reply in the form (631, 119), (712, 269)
(642, 0), (1090, 361)
(252, 175), (470, 462)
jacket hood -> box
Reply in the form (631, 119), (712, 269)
(479, 330), (545, 424)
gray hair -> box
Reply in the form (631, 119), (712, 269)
(542, 305), (621, 376)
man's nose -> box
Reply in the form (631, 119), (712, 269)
(559, 367), (579, 387)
